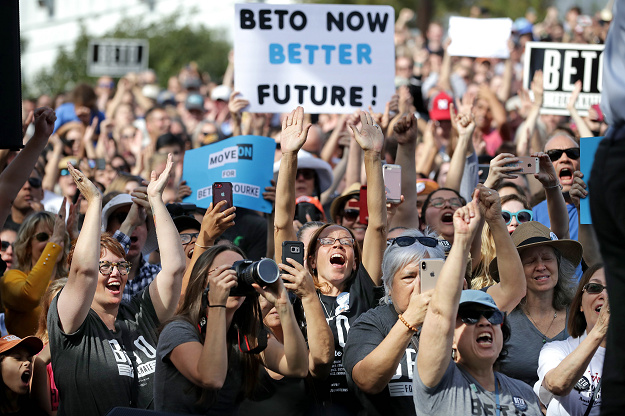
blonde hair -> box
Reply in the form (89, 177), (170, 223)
(104, 172), (143, 195)
(14, 212), (69, 279)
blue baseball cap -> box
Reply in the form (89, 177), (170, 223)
(459, 290), (500, 311)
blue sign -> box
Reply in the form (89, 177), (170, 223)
(182, 135), (276, 213)
(580, 136), (603, 224)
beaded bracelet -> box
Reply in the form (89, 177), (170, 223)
(398, 314), (418, 332)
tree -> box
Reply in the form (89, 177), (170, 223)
(25, 11), (231, 97)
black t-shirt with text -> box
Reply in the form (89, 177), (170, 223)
(314, 265), (383, 415)
(48, 287), (160, 416)
(343, 303), (417, 416)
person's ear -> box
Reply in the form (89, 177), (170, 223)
(309, 255), (316, 270)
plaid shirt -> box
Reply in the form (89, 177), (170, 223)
(113, 230), (162, 302)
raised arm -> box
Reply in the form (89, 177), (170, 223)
(476, 185), (527, 312)
(280, 258), (333, 378)
(147, 154), (189, 322)
(542, 301), (608, 396)
(228, 91), (250, 138)
(57, 165), (102, 334)
(533, 152), (570, 239)
(349, 111), (387, 284)
(566, 80), (594, 138)
(256, 277), (309, 378)
(0, 108), (55, 228)
(417, 195), (481, 388)
(179, 201), (236, 303)
(445, 107), (476, 192)
(517, 71), (544, 156)
(570, 171), (602, 266)
(391, 113), (420, 229)
(274, 107), (311, 263)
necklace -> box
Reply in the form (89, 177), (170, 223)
(524, 307), (558, 344)
(318, 292), (335, 319)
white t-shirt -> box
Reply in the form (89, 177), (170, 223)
(534, 331), (604, 416)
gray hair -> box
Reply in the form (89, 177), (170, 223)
(381, 228), (445, 304)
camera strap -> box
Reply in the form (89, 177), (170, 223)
(238, 305), (268, 354)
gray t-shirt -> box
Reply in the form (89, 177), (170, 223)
(498, 308), (569, 387)
(343, 303), (417, 416)
(413, 359), (542, 416)
(49, 287), (160, 416)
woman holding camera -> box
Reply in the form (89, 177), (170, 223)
(153, 244), (309, 415)
(414, 194), (542, 415)
(49, 155), (186, 415)
(274, 107), (388, 414)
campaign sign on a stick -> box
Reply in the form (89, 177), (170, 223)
(182, 136), (275, 213)
(234, 4), (395, 114)
(523, 42), (604, 116)
(87, 39), (149, 77)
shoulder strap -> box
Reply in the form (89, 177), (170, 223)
(118, 320), (139, 408)
(583, 378), (602, 416)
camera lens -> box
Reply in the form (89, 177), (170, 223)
(253, 258), (280, 285)
(291, 246), (300, 253)
(421, 262), (426, 270)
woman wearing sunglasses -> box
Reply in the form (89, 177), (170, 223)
(0, 202), (69, 338)
(489, 221), (583, 387)
(534, 264), (608, 416)
(49, 155), (186, 415)
(273, 108), (388, 415)
(414, 199), (542, 415)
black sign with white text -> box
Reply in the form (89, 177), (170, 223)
(523, 42), (604, 116)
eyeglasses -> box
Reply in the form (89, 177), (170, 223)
(296, 169), (316, 180)
(1, 241), (13, 251)
(387, 236), (439, 248)
(546, 148), (580, 162)
(180, 233), (199, 245)
(583, 282), (607, 294)
(28, 177), (42, 189)
(458, 308), (505, 325)
(502, 210), (533, 225)
(343, 209), (359, 221)
(99, 261), (131, 276)
(318, 237), (355, 247)
(34, 232), (50, 242)
(429, 197), (463, 209)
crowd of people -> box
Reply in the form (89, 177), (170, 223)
(0, 3), (619, 416)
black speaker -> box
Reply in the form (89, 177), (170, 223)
(106, 408), (181, 416)
(0, 1), (26, 150)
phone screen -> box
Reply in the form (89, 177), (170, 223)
(383, 165), (402, 203)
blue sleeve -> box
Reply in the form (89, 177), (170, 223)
(113, 230), (132, 255)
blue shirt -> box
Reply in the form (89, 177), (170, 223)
(532, 200), (582, 278)
(53, 103), (106, 134)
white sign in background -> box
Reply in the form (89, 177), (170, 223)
(447, 17), (512, 59)
(87, 39), (149, 77)
(234, 4), (395, 114)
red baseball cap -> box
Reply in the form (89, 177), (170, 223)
(429, 91), (453, 121)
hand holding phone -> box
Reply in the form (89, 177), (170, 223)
(383, 164), (402, 204)
(503, 156), (539, 175)
(212, 182), (233, 212)
(420, 259), (445, 292)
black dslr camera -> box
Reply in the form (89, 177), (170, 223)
(230, 258), (280, 296)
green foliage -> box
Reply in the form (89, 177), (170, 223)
(25, 11), (231, 97)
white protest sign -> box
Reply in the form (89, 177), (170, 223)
(523, 42), (604, 116)
(447, 17), (512, 58)
(87, 39), (149, 77)
(234, 4), (395, 114)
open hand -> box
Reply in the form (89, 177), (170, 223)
(281, 106), (312, 154)
(228, 91), (250, 118)
(68, 163), (101, 203)
(349, 111), (384, 153)
(531, 70), (544, 104)
(147, 153), (174, 199)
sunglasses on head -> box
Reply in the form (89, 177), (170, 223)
(458, 307), (505, 325)
(343, 208), (360, 221)
(28, 177), (42, 188)
(502, 209), (533, 225)
(387, 236), (439, 248)
(429, 197), (463, 209)
(35, 232), (50, 242)
(1, 241), (13, 251)
(583, 282), (607, 294)
(546, 148), (580, 162)
(297, 169), (316, 180)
